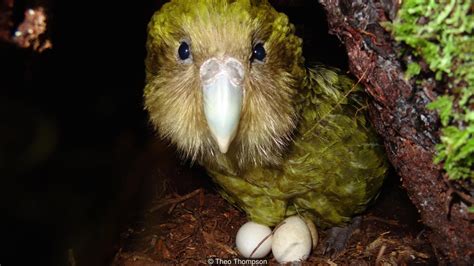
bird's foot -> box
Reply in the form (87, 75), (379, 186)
(323, 216), (362, 256)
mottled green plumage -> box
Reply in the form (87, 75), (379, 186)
(144, 0), (388, 228)
(209, 66), (387, 227)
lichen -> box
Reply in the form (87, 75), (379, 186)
(386, 0), (473, 181)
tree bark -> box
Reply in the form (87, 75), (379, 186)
(319, 0), (473, 264)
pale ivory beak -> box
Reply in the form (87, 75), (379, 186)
(200, 57), (244, 153)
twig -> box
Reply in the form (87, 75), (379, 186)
(202, 230), (238, 256)
(168, 203), (178, 214)
(375, 245), (386, 265)
(112, 247), (123, 264)
(364, 216), (400, 226)
(114, 251), (159, 263)
(131, 254), (157, 262)
(149, 189), (203, 213)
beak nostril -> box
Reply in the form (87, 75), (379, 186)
(200, 57), (244, 86)
(200, 59), (222, 84)
(225, 58), (245, 82)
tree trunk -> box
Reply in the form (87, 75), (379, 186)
(319, 0), (473, 264)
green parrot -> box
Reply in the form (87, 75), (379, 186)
(144, 0), (388, 250)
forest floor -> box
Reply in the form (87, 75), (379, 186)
(111, 172), (436, 265)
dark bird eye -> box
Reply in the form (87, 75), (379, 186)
(252, 43), (266, 62)
(178, 42), (190, 60)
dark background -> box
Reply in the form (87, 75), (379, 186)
(0, 1), (348, 265)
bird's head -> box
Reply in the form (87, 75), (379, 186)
(144, 0), (305, 170)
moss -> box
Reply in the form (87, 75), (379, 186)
(405, 62), (421, 79)
(386, 0), (474, 181)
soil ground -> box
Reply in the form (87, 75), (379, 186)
(111, 166), (435, 265)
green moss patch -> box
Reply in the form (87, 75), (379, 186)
(386, 0), (473, 181)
